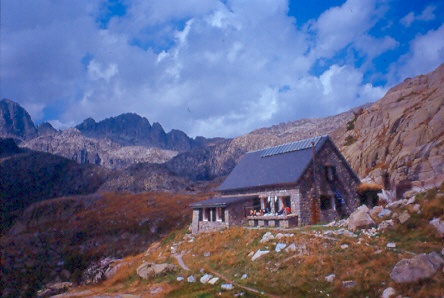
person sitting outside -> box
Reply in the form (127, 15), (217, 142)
(278, 205), (291, 216)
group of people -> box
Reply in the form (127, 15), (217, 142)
(249, 205), (291, 216)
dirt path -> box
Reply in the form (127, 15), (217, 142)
(207, 269), (280, 298)
(172, 252), (190, 271)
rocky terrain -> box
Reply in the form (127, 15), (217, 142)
(1, 65), (444, 297)
(0, 98), (37, 140)
(23, 128), (178, 169)
(75, 113), (209, 151)
(36, 186), (443, 297)
(335, 64), (444, 190)
(0, 99), (220, 170)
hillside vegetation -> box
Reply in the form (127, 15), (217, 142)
(57, 186), (443, 298)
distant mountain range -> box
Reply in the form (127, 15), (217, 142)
(2, 64), (444, 298)
(1, 63), (443, 216)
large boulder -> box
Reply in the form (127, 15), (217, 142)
(430, 218), (444, 237)
(136, 262), (176, 279)
(348, 205), (376, 232)
(390, 252), (444, 283)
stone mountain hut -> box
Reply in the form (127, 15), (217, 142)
(190, 135), (361, 234)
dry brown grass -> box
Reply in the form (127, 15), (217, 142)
(357, 182), (383, 193)
(59, 188), (444, 297)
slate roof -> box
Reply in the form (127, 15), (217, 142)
(217, 135), (330, 192)
(190, 195), (256, 208)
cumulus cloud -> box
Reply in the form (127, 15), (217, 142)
(393, 24), (444, 81)
(1, 0), (442, 138)
(400, 5), (436, 27)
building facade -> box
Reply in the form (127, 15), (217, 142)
(191, 135), (361, 234)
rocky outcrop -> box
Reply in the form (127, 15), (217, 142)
(0, 98), (38, 140)
(390, 252), (444, 283)
(337, 63), (444, 189)
(37, 122), (58, 136)
(347, 205), (376, 232)
(136, 262), (176, 279)
(22, 128), (177, 169)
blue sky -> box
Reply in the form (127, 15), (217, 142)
(1, 0), (443, 138)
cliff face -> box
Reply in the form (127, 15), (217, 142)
(335, 63), (444, 189)
(0, 99), (38, 140)
(22, 128), (177, 169)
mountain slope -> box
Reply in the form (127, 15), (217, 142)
(22, 128), (177, 169)
(0, 139), (109, 231)
(0, 98), (38, 140)
(335, 63), (444, 189)
(165, 108), (360, 181)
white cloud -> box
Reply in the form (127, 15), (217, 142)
(400, 5), (436, 27)
(1, 0), (440, 138)
(394, 24), (444, 81)
(310, 0), (381, 58)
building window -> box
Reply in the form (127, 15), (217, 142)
(216, 207), (226, 222)
(325, 166), (336, 182)
(203, 208), (210, 221)
(320, 195), (335, 210)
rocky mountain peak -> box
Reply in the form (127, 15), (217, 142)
(337, 63), (444, 189)
(0, 98), (38, 140)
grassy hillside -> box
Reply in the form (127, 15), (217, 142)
(1, 190), (214, 297)
(60, 187), (443, 297)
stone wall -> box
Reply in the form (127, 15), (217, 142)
(298, 141), (360, 225)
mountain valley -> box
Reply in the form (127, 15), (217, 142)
(1, 64), (443, 297)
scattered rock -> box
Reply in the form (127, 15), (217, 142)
(390, 252), (444, 283)
(386, 242), (396, 248)
(200, 273), (213, 284)
(136, 262), (176, 280)
(387, 199), (408, 209)
(378, 209), (392, 218)
(342, 280), (357, 288)
(336, 228), (357, 237)
(150, 286), (163, 295)
(221, 284), (234, 290)
(275, 243), (286, 252)
(412, 204), (421, 213)
(204, 252), (211, 257)
(341, 244), (349, 249)
(177, 276), (184, 281)
(348, 205), (376, 231)
(187, 275), (196, 283)
(398, 212), (411, 224)
(371, 206), (384, 217)
(285, 243), (296, 252)
(325, 274), (335, 283)
(208, 277), (220, 285)
(251, 250), (270, 261)
(378, 219), (395, 231)
(275, 233), (285, 239)
(83, 258), (120, 285)
(36, 282), (73, 297)
(241, 273), (247, 279)
(382, 287), (396, 298)
(430, 218), (444, 237)
(260, 232), (275, 243)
